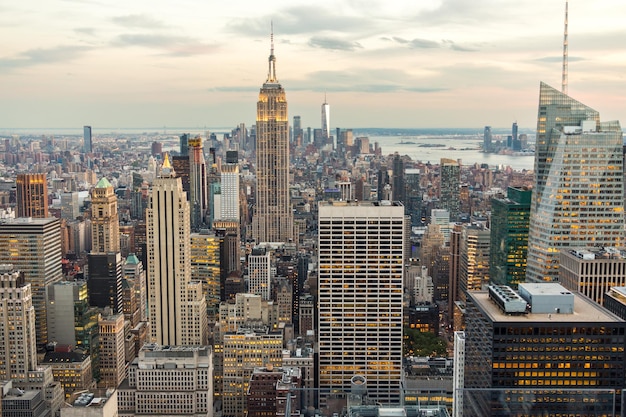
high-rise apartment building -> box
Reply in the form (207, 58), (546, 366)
(91, 177), (119, 253)
(189, 136), (208, 230)
(252, 32), (293, 244)
(83, 126), (92, 154)
(439, 158), (460, 220)
(146, 154), (208, 346)
(489, 187), (531, 287)
(526, 82), (624, 282)
(0, 217), (62, 346)
(483, 126), (492, 152)
(318, 201), (404, 405)
(98, 313), (125, 389)
(0, 266), (36, 382)
(16, 173), (49, 218)
(464, 283), (625, 416)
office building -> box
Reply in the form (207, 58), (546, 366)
(321, 97), (331, 147)
(430, 209), (451, 242)
(62, 391), (118, 417)
(252, 32), (294, 244)
(61, 192), (80, 221)
(483, 126), (492, 152)
(318, 201), (404, 405)
(248, 247), (271, 300)
(220, 154), (240, 221)
(117, 344), (213, 417)
(87, 252), (123, 314)
(392, 154), (405, 204)
(123, 253), (147, 323)
(559, 247), (626, 305)
(90, 177), (119, 253)
(246, 366), (301, 417)
(16, 173), (49, 218)
(292, 115), (302, 145)
(458, 224), (490, 300)
(146, 154), (208, 346)
(2, 390), (49, 417)
(189, 136), (208, 230)
(0, 266), (36, 382)
(526, 82), (624, 282)
(489, 187), (531, 287)
(439, 158), (460, 219)
(98, 314), (125, 389)
(41, 351), (94, 399)
(46, 281), (100, 368)
(84, 126), (92, 153)
(190, 232), (221, 323)
(464, 283), (626, 416)
(222, 328), (282, 417)
(604, 286), (626, 320)
(0, 217), (62, 346)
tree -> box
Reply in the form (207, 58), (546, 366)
(403, 326), (447, 357)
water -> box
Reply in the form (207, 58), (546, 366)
(370, 135), (535, 171)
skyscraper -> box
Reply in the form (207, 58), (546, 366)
(16, 173), (49, 218)
(0, 265), (36, 382)
(321, 96), (331, 148)
(440, 158), (460, 219)
(0, 217), (62, 346)
(83, 126), (92, 153)
(483, 126), (492, 152)
(526, 82), (624, 282)
(318, 201), (404, 405)
(252, 30), (293, 244)
(489, 187), (531, 287)
(220, 151), (240, 221)
(146, 154), (208, 346)
(189, 136), (208, 229)
(90, 177), (119, 253)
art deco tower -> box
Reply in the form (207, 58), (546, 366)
(189, 136), (208, 229)
(252, 30), (293, 244)
(91, 177), (120, 253)
(526, 82), (624, 282)
(146, 154), (208, 345)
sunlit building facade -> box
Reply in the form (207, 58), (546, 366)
(16, 173), (49, 218)
(526, 82), (624, 282)
(252, 32), (293, 244)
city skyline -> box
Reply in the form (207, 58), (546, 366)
(2, 1), (625, 130)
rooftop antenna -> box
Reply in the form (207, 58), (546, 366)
(561, 0), (568, 95)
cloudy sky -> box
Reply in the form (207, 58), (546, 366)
(1, 0), (625, 131)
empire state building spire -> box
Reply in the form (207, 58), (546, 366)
(266, 22), (278, 84)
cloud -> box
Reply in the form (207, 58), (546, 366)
(111, 14), (166, 29)
(74, 27), (96, 36)
(409, 38), (441, 49)
(112, 33), (218, 57)
(387, 37), (477, 51)
(535, 56), (586, 63)
(290, 68), (447, 93)
(0, 45), (92, 70)
(308, 36), (362, 51)
(227, 6), (369, 37)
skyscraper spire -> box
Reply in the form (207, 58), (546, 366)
(562, 0), (568, 94)
(266, 22), (278, 83)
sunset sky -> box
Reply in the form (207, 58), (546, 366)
(2, 0), (625, 131)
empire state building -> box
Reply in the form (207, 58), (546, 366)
(252, 31), (293, 243)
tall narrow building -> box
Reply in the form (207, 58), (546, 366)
(16, 173), (48, 218)
(83, 126), (92, 154)
(321, 96), (331, 148)
(220, 151), (240, 222)
(252, 30), (293, 244)
(146, 154), (208, 346)
(90, 177), (119, 253)
(526, 83), (624, 282)
(440, 158), (460, 220)
(318, 201), (404, 406)
(189, 136), (208, 230)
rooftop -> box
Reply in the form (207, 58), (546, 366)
(470, 288), (622, 323)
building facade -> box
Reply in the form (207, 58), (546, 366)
(16, 173), (49, 219)
(526, 82), (624, 282)
(252, 33), (294, 244)
(146, 154), (208, 346)
(317, 201), (404, 405)
(90, 177), (120, 253)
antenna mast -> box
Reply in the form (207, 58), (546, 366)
(562, 0), (568, 94)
